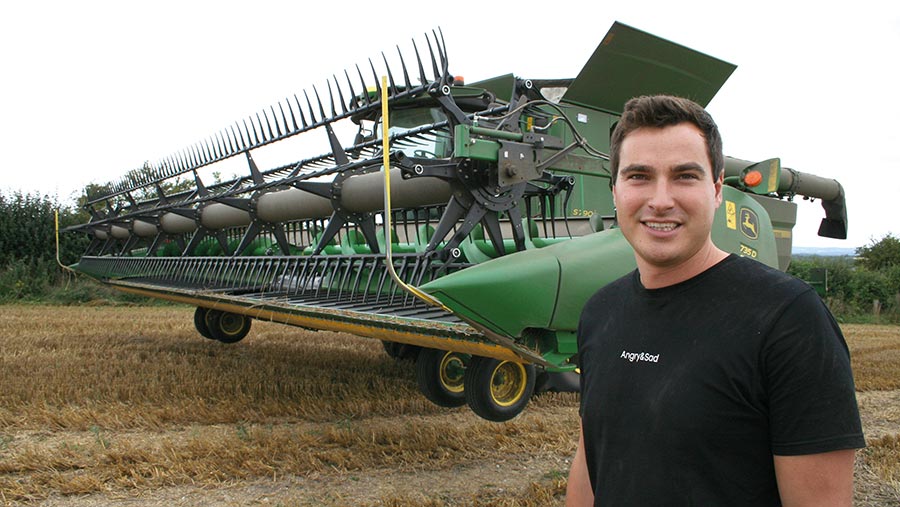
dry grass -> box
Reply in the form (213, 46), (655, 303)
(845, 323), (900, 391)
(0, 305), (897, 505)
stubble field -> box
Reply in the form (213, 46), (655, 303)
(0, 305), (898, 506)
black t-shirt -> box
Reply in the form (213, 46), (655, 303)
(577, 255), (865, 506)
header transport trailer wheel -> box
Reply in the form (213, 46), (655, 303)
(201, 309), (252, 344)
(416, 348), (469, 408)
(464, 356), (536, 422)
(193, 307), (216, 340)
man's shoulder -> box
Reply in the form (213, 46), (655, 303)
(585, 270), (635, 305)
(723, 256), (811, 296)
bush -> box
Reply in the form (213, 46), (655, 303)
(790, 252), (900, 322)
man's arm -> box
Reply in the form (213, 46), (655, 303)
(774, 449), (857, 507)
(566, 423), (594, 506)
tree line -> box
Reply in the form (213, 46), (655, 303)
(787, 234), (900, 322)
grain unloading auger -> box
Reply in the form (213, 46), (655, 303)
(65, 22), (848, 422)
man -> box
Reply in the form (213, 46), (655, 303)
(566, 95), (864, 506)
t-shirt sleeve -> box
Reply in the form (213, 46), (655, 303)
(763, 288), (866, 455)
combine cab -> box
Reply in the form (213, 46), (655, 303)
(65, 22), (848, 421)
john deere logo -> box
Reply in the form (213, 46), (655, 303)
(740, 208), (759, 240)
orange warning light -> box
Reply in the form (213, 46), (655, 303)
(744, 170), (763, 187)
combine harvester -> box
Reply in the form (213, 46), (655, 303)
(65, 22), (848, 421)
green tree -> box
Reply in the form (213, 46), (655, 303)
(856, 233), (900, 271)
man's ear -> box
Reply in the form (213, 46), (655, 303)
(713, 171), (724, 208)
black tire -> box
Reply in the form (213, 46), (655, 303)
(464, 356), (535, 422)
(193, 307), (216, 340)
(382, 341), (421, 361)
(208, 311), (251, 343)
(416, 348), (468, 408)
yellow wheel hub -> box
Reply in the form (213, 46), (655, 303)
(489, 361), (527, 407)
(439, 352), (466, 394)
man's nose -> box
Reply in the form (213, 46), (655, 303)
(647, 180), (675, 211)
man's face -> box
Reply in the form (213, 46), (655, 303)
(612, 123), (723, 271)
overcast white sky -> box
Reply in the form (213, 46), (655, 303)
(1, 0), (897, 248)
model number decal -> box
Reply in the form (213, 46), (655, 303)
(739, 243), (758, 258)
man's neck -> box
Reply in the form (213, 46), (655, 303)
(637, 243), (729, 289)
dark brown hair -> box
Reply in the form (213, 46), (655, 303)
(609, 95), (723, 184)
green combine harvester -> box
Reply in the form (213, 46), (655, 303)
(65, 22), (848, 421)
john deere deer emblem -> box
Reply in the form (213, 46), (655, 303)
(740, 208), (759, 240)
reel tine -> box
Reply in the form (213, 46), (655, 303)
(332, 75), (348, 115)
(182, 147), (192, 168)
(194, 144), (205, 166)
(355, 64), (370, 107)
(285, 97), (299, 131)
(211, 135), (221, 159)
(261, 109), (274, 140)
(437, 27), (450, 77)
(411, 38), (427, 85)
(433, 29), (449, 82)
(232, 123), (245, 150)
(368, 58), (382, 102)
(425, 32), (440, 80)
(217, 131), (228, 157)
(257, 111), (271, 142)
(303, 90), (317, 125)
(293, 94), (309, 128)
(382, 52), (398, 96)
(312, 85), (327, 123)
(243, 118), (256, 146)
(195, 142), (205, 165)
(237, 120), (248, 149)
(343, 70), (357, 113)
(244, 115), (259, 146)
(203, 139), (216, 162)
(397, 45), (411, 89)
(270, 105), (283, 137)
(277, 101), (290, 134)
(326, 79), (337, 117)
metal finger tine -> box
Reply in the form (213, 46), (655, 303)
(240, 119), (253, 148)
(203, 138), (213, 162)
(382, 52), (398, 96)
(248, 116), (261, 145)
(411, 39), (428, 85)
(368, 58), (382, 101)
(396, 45), (411, 89)
(189, 146), (199, 167)
(214, 132), (225, 158)
(270, 105), (283, 137)
(433, 29), (449, 80)
(277, 102), (289, 135)
(326, 79), (337, 117)
(355, 64), (370, 107)
(425, 33), (440, 80)
(232, 123), (245, 150)
(285, 97), (299, 131)
(343, 70), (357, 112)
(333, 75), (348, 115)
(303, 90), (317, 125)
(293, 94), (309, 128)
(257, 111), (272, 142)
(312, 85), (326, 122)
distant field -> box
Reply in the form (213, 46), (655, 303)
(0, 306), (897, 506)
